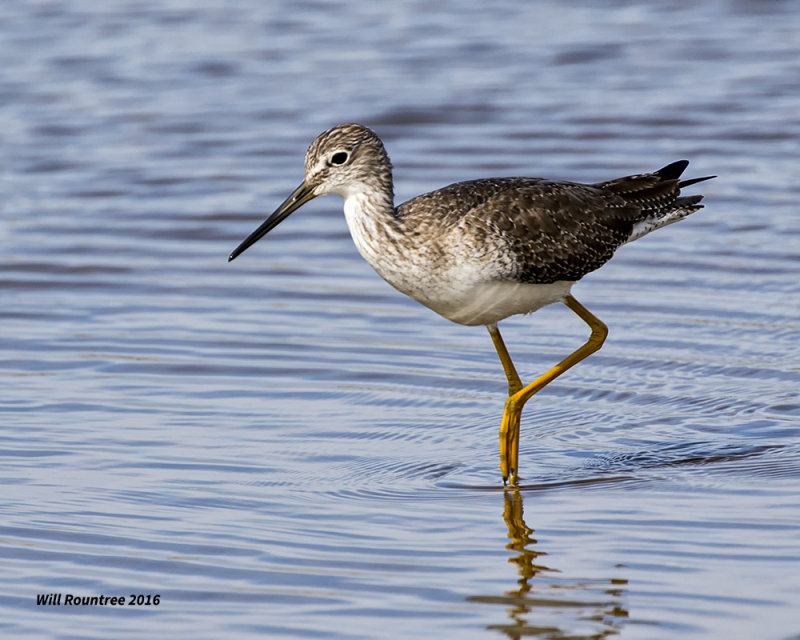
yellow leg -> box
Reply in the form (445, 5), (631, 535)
(487, 324), (523, 396)
(488, 323), (523, 486)
(491, 294), (608, 486)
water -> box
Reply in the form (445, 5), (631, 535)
(1, 1), (799, 638)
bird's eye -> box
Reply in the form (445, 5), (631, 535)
(331, 151), (349, 165)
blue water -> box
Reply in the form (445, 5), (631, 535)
(2, 1), (799, 638)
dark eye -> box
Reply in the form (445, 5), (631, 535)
(331, 151), (349, 165)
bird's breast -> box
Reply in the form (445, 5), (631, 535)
(343, 197), (573, 325)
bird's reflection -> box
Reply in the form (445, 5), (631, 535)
(502, 489), (553, 599)
(469, 490), (628, 639)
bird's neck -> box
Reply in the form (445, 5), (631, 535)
(342, 186), (405, 269)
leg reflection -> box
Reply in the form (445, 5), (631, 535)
(503, 489), (552, 597)
(469, 490), (630, 639)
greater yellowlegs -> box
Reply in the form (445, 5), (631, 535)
(229, 123), (713, 486)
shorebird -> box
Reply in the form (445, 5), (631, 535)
(229, 123), (713, 486)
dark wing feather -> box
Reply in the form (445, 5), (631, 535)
(399, 162), (712, 285)
(461, 179), (637, 283)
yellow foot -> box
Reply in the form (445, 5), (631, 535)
(499, 396), (522, 486)
(491, 294), (608, 487)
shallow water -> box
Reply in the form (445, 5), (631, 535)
(2, 1), (799, 638)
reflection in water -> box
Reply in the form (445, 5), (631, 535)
(469, 491), (628, 639)
(503, 488), (552, 602)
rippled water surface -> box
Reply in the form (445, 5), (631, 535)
(2, 1), (799, 638)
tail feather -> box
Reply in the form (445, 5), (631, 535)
(622, 161), (714, 243)
(678, 174), (716, 189)
(656, 159), (690, 180)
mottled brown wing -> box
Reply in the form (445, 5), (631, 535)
(401, 177), (639, 284)
(399, 159), (706, 284)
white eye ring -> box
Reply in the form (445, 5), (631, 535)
(331, 151), (349, 165)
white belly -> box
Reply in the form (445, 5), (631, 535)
(417, 279), (574, 326)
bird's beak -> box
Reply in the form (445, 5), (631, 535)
(228, 181), (317, 262)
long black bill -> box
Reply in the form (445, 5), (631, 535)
(228, 182), (317, 262)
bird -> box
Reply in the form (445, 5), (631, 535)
(229, 123), (714, 486)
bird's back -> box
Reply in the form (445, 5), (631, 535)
(397, 161), (711, 286)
